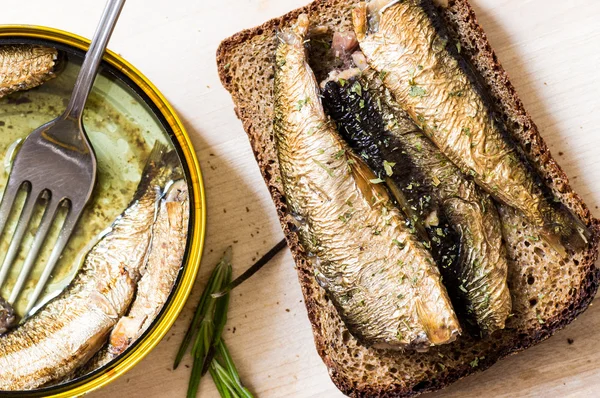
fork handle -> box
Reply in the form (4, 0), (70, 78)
(63, 0), (126, 121)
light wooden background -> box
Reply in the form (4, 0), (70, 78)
(2, 0), (600, 397)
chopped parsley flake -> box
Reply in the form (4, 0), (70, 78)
(296, 97), (311, 110)
(338, 212), (353, 223)
(312, 158), (334, 177)
(537, 314), (545, 324)
(351, 81), (363, 96)
(383, 160), (396, 176)
(409, 85), (427, 97)
(392, 239), (405, 249)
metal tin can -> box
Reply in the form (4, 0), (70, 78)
(0, 25), (206, 397)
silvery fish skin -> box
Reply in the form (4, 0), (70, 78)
(274, 14), (460, 349)
(322, 71), (511, 333)
(0, 296), (17, 335)
(0, 45), (58, 98)
(81, 180), (189, 373)
(353, 0), (589, 252)
(0, 143), (179, 390)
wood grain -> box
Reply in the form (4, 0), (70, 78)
(1, 0), (599, 396)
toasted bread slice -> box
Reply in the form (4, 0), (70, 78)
(216, 0), (600, 396)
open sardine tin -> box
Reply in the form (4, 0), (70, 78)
(0, 26), (205, 396)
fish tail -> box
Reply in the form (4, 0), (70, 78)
(415, 298), (460, 345)
(134, 142), (182, 201)
(352, 3), (368, 40)
(277, 14), (309, 46)
(354, 0), (401, 37)
(541, 203), (590, 254)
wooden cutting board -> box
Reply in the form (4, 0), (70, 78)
(2, 0), (600, 396)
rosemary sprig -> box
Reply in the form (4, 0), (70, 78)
(209, 366), (232, 398)
(175, 247), (232, 398)
(175, 246), (254, 398)
(210, 340), (253, 398)
(174, 247), (233, 369)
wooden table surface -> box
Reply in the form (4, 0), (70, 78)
(2, 0), (600, 397)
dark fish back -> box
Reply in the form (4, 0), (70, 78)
(322, 77), (462, 305)
(131, 142), (182, 204)
(323, 74), (511, 333)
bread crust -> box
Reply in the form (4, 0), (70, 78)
(216, 0), (600, 396)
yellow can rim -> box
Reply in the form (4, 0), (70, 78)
(0, 25), (206, 397)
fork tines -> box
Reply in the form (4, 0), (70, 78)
(0, 178), (77, 315)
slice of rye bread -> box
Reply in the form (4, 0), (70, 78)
(216, 0), (600, 396)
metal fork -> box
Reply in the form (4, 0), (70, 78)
(0, 0), (126, 315)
